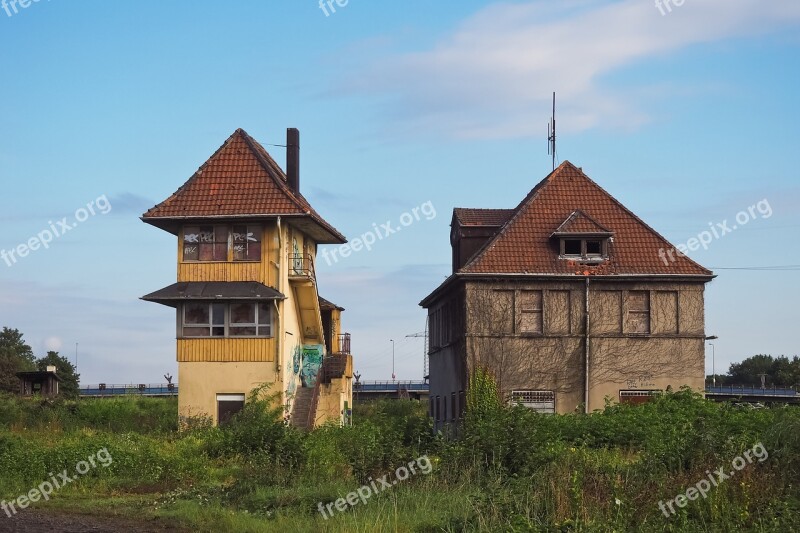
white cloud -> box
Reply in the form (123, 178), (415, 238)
(347, 0), (800, 139)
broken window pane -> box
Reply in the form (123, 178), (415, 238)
(586, 240), (602, 256)
(230, 303), (255, 324)
(564, 239), (581, 255)
(184, 304), (209, 325)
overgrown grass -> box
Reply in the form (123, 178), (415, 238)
(0, 390), (798, 532)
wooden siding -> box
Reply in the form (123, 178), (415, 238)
(176, 225), (278, 286)
(178, 338), (276, 362)
(178, 261), (269, 283)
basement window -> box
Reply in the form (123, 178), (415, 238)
(510, 390), (555, 414)
(619, 390), (661, 405)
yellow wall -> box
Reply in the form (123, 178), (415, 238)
(315, 375), (353, 427)
(171, 220), (350, 427)
(178, 361), (278, 425)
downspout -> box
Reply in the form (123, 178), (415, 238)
(584, 277), (590, 414)
(276, 216), (283, 376)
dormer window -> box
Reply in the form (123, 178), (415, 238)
(560, 238), (608, 260)
(551, 210), (614, 263)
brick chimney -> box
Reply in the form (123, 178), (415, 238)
(286, 128), (300, 192)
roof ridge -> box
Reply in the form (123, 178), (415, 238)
(236, 129), (312, 215)
(459, 161), (568, 271)
(568, 165), (712, 276)
(143, 129), (243, 217)
(461, 161), (712, 276)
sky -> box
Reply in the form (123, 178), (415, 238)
(0, 0), (798, 385)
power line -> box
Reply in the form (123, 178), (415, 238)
(712, 265), (800, 271)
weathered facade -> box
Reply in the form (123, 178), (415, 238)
(142, 128), (353, 427)
(421, 162), (714, 430)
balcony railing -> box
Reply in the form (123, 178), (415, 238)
(335, 333), (351, 355)
(289, 254), (315, 281)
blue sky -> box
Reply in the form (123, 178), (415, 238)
(0, 0), (798, 385)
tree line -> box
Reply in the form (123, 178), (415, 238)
(0, 327), (80, 398)
(708, 354), (800, 388)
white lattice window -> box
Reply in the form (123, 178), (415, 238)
(511, 390), (555, 414)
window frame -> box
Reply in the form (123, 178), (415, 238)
(559, 237), (608, 260)
(231, 224), (262, 262)
(180, 302), (274, 339)
(182, 224), (263, 263)
(510, 390), (556, 414)
(625, 291), (651, 335)
(517, 290), (544, 335)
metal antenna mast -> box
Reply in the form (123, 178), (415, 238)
(406, 317), (429, 380)
(547, 92), (557, 171)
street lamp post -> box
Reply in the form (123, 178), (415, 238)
(390, 339), (395, 382)
(705, 335), (718, 387)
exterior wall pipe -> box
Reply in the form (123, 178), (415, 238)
(585, 276), (590, 414)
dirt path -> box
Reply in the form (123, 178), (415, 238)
(1, 510), (186, 532)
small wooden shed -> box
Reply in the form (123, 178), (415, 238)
(16, 366), (61, 397)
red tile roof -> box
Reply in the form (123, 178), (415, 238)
(552, 210), (613, 236)
(142, 129), (346, 243)
(453, 208), (514, 227)
(460, 161), (713, 276)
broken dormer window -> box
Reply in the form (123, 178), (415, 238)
(564, 239), (582, 256)
(559, 238), (608, 260)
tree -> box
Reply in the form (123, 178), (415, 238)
(0, 327), (36, 393)
(727, 354), (800, 388)
(37, 351), (80, 399)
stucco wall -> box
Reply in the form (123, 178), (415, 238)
(178, 361), (278, 424)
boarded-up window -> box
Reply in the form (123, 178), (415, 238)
(232, 225), (262, 261)
(546, 290), (571, 334)
(451, 392), (456, 420)
(592, 291), (622, 335)
(518, 290), (543, 334)
(471, 289), (514, 335)
(626, 291), (651, 334)
(653, 291), (679, 335)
